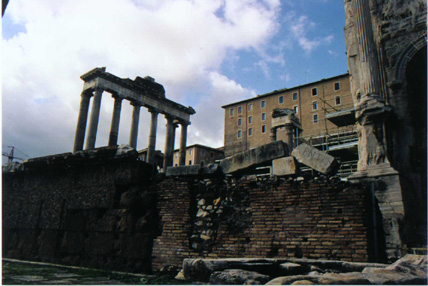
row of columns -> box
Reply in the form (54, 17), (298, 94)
(73, 89), (189, 168)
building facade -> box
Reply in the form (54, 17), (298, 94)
(173, 144), (224, 167)
(222, 73), (358, 176)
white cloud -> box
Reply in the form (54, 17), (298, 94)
(2, 0), (280, 158)
(286, 13), (334, 54)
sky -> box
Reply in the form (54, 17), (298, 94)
(2, 0), (348, 160)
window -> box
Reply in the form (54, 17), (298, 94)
(230, 108), (234, 116)
(238, 130), (242, 138)
(238, 118), (242, 126)
(293, 105), (298, 113)
(189, 149), (192, 155)
(248, 128), (253, 136)
(293, 92), (298, 100)
(261, 100), (266, 108)
(261, 113), (266, 121)
(200, 161), (204, 167)
(248, 116), (253, 124)
(279, 96), (284, 104)
(312, 101), (318, 110)
(201, 149), (205, 156)
(238, 106), (242, 113)
(313, 114), (319, 123)
(189, 160), (192, 165)
(334, 82), (340, 91)
(312, 88), (317, 96)
(262, 125), (266, 133)
(248, 103), (253, 111)
(335, 96), (341, 105)
(210, 152), (214, 158)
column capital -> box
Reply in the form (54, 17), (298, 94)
(178, 120), (190, 126)
(81, 89), (93, 98)
(130, 101), (141, 107)
(111, 92), (123, 100)
(148, 107), (160, 114)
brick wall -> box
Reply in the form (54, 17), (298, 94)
(152, 176), (376, 271)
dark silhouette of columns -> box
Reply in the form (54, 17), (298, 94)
(85, 88), (103, 150)
(179, 122), (188, 166)
(108, 94), (123, 146)
(147, 108), (159, 165)
(73, 91), (92, 152)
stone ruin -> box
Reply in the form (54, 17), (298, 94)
(73, 67), (195, 169)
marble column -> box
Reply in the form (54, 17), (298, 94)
(163, 116), (176, 169)
(270, 127), (277, 142)
(285, 124), (294, 151)
(85, 88), (103, 150)
(179, 122), (188, 166)
(108, 94), (123, 146)
(129, 102), (141, 149)
(147, 108), (159, 165)
(73, 91), (92, 152)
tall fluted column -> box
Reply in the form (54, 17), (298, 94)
(179, 122), (188, 166)
(354, 0), (380, 98)
(85, 88), (103, 150)
(73, 91), (92, 152)
(163, 116), (176, 169)
(129, 102), (141, 149)
(147, 108), (159, 165)
(108, 94), (123, 146)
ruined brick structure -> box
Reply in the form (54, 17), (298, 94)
(2, 147), (160, 273)
(2, 149), (382, 274)
(152, 177), (379, 271)
(344, 0), (427, 259)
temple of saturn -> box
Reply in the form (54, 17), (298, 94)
(73, 67), (196, 168)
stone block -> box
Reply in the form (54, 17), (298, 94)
(200, 163), (223, 176)
(291, 143), (338, 175)
(272, 156), (299, 176)
(166, 165), (201, 177)
(219, 141), (289, 174)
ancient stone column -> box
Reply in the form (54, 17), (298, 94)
(73, 90), (92, 152)
(163, 116), (176, 169)
(129, 102), (141, 149)
(270, 127), (277, 142)
(108, 94), (123, 146)
(147, 108), (158, 165)
(353, 0), (382, 107)
(179, 122), (188, 166)
(285, 123), (294, 151)
(85, 88), (103, 150)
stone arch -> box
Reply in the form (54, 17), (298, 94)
(394, 35), (427, 84)
(388, 38), (427, 248)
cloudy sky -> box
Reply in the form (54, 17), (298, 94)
(2, 0), (348, 160)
